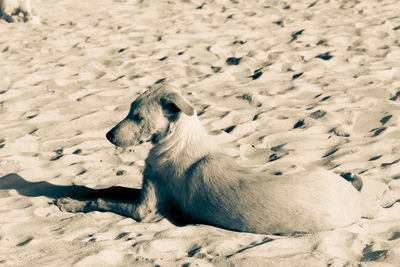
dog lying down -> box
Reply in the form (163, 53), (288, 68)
(0, 0), (39, 23)
(56, 85), (378, 234)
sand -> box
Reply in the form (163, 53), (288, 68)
(1, 0), (400, 266)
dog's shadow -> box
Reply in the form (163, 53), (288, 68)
(0, 173), (140, 202)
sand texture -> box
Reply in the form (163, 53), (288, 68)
(1, 0), (400, 266)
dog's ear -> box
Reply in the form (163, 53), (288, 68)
(160, 92), (194, 118)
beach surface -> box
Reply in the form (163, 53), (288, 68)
(1, 0), (400, 266)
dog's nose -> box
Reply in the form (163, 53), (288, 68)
(106, 130), (114, 143)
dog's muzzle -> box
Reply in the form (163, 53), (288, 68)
(106, 128), (146, 147)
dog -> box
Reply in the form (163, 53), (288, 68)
(0, 0), (38, 23)
(56, 85), (375, 234)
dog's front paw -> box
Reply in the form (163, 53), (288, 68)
(55, 198), (91, 213)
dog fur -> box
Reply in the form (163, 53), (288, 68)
(56, 85), (374, 234)
(0, 0), (36, 23)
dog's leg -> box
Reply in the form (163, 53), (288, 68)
(55, 178), (162, 222)
(132, 177), (162, 222)
(21, 10), (32, 22)
(3, 13), (15, 23)
(55, 197), (138, 217)
(19, 4), (33, 22)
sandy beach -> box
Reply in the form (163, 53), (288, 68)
(1, 0), (400, 265)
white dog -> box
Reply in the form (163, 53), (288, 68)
(56, 85), (376, 234)
(0, 0), (38, 23)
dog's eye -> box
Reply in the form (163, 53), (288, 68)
(132, 114), (142, 122)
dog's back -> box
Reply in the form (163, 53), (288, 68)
(178, 153), (364, 234)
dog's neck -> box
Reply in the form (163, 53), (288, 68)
(146, 113), (215, 177)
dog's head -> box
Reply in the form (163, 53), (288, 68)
(106, 85), (195, 147)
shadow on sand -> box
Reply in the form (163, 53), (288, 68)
(0, 173), (141, 202)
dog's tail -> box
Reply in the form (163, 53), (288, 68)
(340, 172), (363, 191)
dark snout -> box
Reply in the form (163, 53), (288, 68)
(106, 119), (145, 147)
(106, 128), (117, 145)
(106, 122), (134, 147)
